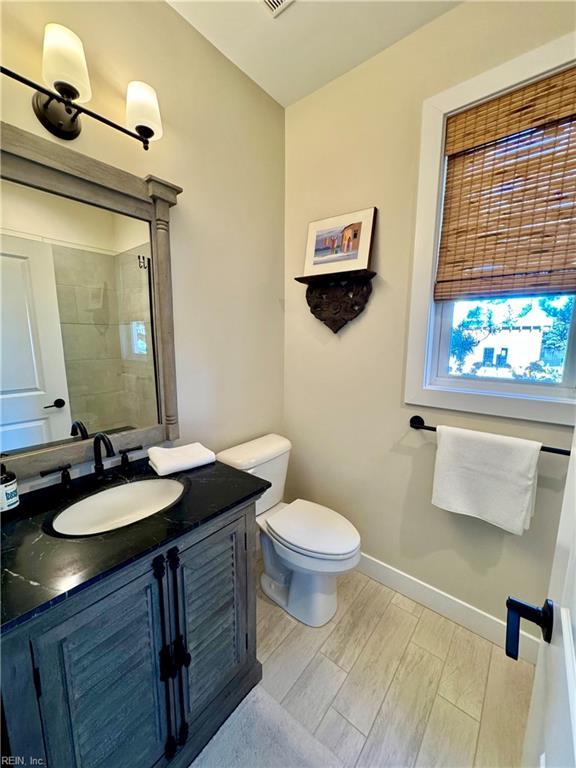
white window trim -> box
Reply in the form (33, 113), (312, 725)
(405, 33), (576, 427)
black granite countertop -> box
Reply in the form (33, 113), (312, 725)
(1, 459), (270, 632)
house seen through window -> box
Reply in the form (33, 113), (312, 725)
(447, 294), (575, 384)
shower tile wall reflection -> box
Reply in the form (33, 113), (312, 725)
(54, 244), (157, 433)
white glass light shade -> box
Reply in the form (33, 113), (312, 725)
(42, 23), (91, 103)
(126, 81), (163, 141)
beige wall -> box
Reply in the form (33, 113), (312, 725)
(1, 0), (285, 451)
(284, 2), (575, 625)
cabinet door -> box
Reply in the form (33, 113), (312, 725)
(31, 569), (168, 768)
(176, 517), (248, 724)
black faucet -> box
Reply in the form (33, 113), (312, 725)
(119, 445), (143, 474)
(71, 420), (89, 440)
(93, 433), (115, 479)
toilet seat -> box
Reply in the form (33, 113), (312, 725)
(264, 528), (361, 577)
(265, 499), (360, 559)
(266, 527), (361, 561)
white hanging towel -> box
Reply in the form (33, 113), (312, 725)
(431, 426), (541, 535)
(148, 443), (216, 476)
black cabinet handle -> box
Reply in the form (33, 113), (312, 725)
(152, 555), (178, 759)
(159, 646), (178, 681)
(173, 635), (191, 669)
(167, 547), (190, 747)
(506, 596), (553, 660)
(43, 398), (66, 409)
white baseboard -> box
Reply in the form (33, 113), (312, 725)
(358, 552), (539, 664)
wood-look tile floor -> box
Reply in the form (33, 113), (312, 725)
(256, 568), (534, 768)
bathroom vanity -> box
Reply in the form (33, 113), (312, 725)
(1, 459), (269, 767)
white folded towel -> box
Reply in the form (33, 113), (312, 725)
(431, 426), (541, 535)
(148, 443), (215, 476)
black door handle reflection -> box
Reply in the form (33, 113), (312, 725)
(43, 398), (66, 409)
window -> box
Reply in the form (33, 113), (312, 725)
(120, 320), (150, 361)
(131, 320), (148, 356)
(431, 294), (576, 397)
(405, 38), (576, 425)
(431, 67), (576, 401)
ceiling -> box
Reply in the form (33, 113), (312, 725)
(168, 0), (458, 106)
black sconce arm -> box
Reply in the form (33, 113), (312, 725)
(1, 65), (151, 150)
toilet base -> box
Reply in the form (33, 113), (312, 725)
(259, 526), (360, 628)
(261, 570), (337, 627)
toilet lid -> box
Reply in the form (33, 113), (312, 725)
(266, 499), (360, 557)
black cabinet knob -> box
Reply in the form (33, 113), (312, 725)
(506, 596), (553, 660)
(43, 398), (66, 409)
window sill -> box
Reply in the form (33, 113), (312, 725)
(405, 383), (575, 426)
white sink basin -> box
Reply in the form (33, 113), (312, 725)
(52, 479), (185, 536)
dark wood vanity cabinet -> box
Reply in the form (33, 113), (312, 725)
(1, 504), (261, 768)
(175, 517), (248, 727)
(31, 569), (168, 768)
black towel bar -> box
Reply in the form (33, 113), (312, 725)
(409, 415), (571, 457)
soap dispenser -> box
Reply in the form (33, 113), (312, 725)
(1, 463), (19, 511)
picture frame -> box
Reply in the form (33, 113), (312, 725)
(303, 207), (376, 276)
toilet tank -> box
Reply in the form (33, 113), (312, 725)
(216, 434), (291, 516)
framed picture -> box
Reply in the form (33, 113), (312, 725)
(303, 207), (376, 276)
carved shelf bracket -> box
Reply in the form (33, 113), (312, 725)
(294, 269), (377, 333)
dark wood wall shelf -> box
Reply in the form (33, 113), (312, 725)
(294, 269), (377, 333)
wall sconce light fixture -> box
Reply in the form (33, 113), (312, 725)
(126, 81), (163, 143)
(1, 23), (162, 150)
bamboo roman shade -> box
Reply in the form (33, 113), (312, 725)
(434, 66), (576, 301)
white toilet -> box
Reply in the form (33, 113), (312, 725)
(217, 434), (361, 627)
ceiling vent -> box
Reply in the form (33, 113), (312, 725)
(263, 0), (295, 18)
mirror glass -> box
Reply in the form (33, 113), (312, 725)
(0, 179), (158, 455)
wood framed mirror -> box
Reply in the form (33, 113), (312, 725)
(0, 122), (182, 478)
